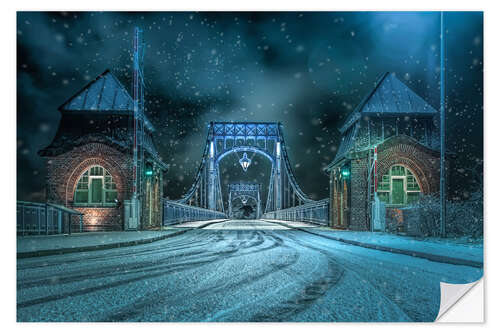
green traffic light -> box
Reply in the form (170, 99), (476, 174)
(145, 163), (153, 176)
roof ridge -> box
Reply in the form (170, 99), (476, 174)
(58, 69), (112, 111)
(338, 72), (390, 133)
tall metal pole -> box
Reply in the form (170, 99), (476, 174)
(131, 27), (144, 230)
(132, 27), (140, 201)
(440, 12), (446, 237)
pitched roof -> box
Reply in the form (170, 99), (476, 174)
(325, 124), (358, 171)
(58, 70), (155, 131)
(339, 72), (437, 133)
(59, 70), (133, 111)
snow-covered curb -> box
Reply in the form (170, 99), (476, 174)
(17, 219), (229, 259)
(263, 219), (483, 268)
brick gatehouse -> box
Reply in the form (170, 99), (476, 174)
(38, 70), (168, 231)
(325, 72), (441, 230)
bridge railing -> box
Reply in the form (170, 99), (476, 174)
(17, 201), (84, 236)
(262, 198), (329, 226)
(163, 200), (227, 226)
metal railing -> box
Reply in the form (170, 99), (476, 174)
(262, 198), (329, 225)
(163, 200), (226, 226)
(17, 201), (84, 236)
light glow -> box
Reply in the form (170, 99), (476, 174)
(239, 153), (251, 172)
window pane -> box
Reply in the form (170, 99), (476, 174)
(91, 178), (103, 203)
(378, 174), (390, 191)
(105, 191), (117, 203)
(407, 192), (420, 204)
(407, 175), (420, 191)
(90, 166), (103, 176)
(378, 192), (389, 203)
(391, 165), (405, 176)
(77, 179), (88, 190)
(75, 190), (88, 203)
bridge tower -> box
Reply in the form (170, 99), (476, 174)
(208, 137), (217, 210)
(274, 141), (282, 211)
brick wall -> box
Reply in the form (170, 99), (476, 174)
(328, 135), (440, 231)
(349, 157), (369, 230)
(44, 143), (132, 231)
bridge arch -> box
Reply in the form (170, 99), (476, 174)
(216, 146), (275, 166)
(175, 122), (313, 216)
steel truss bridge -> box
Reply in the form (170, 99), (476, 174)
(228, 183), (261, 218)
(163, 122), (329, 226)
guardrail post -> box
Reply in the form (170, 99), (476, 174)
(68, 213), (71, 235)
(37, 206), (41, 235)
(21, 205), (25, 236)
(57, 210), (62, 234)
(45, 204), (49, 235)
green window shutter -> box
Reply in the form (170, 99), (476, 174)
(91, 178), (103, 203)
(391, 178), (404, 204)
(105, 191), (117, 203)
(378, 192), (389, 204)
(75, 191), (88, 203)
(407, 192), (419, 204)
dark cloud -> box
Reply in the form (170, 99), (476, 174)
(17, 12), (483, 201)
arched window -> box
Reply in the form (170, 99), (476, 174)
(377, 165), (420, 205)
(74, 165), (117, 206)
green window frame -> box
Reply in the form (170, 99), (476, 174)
(74, 165), (117, 207)
(377, 165), (421, 206)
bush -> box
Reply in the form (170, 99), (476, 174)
(407, 193), (483, 238)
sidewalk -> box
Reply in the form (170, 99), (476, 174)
(264, 219), (484, 268)
(17, 219), (227, 258)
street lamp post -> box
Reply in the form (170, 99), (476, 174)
(440, 12), (447, 238)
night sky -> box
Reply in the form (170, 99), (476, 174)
(17, 11), (483, 203)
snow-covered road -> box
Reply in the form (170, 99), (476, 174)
(16, 220), (483, 322)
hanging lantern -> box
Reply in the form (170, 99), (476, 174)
(241, 196), (248, 205)
(239, 152), (251, 172)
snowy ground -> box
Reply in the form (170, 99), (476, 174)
(262, 219), (319, 228)
(17, 219), (483, 322)
(304, 229), (483, 264)
(17, 230), (182, 254)
(203, 219), (289, 230)
(170, 219), (227, 228)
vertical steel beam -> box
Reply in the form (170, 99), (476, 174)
(275, 141), (282, 210)
(45, 205), (49, 235)
(208, 139), (216, 210)
(257, 190), (261, 218)
(37, 206), (41, 235)
(21, 205), (25, 236)
(57, 210), (62, 234)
